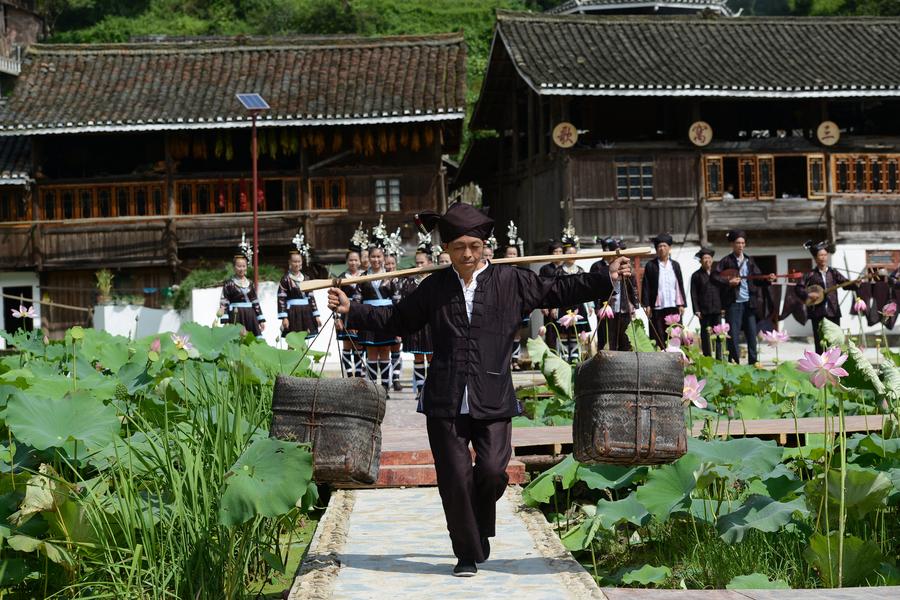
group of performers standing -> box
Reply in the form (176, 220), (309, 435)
(216, 217), (900, 380)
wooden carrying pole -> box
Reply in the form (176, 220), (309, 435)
(298, 246), (654, 293)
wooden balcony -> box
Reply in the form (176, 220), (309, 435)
(574, 199), (698, 242)
(705, 198), (827, 233)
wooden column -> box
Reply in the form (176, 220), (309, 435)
(30, 139), (42, 270)
(697, 154), (708, 247)
(163, 134), (179, 277)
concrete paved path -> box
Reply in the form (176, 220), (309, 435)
(291, 487), (603, 600)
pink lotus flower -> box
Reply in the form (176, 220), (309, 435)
(760, 329), (789, 345)
(797, 346), (849, 389)
(597, 303), (615, 321)
(670, 326), (683, 339)
(680, 329), (696, 346)
(882, 301), (897, 319)
(558, 311), (577, 328)
(171, 333), (193, 351)
(666, 341), (692, 365)
(712, 323), (730, 337)
(683, 374), (707, 409)
(538, 326), (547, 337)
(579, 331), (591, 343)
(853, 297), (867, 313)
(10, 304), (36, 319)
(150, 338), (161, 353)
(664, 313), (681, 326)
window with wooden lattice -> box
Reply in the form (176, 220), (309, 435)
(832, 154), (900, 195)
(703, 156), (723, 200)
(807, 155), (826, 200)
(615, 162), (654, 200)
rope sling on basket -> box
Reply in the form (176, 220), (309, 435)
(270, 296), (388, 486)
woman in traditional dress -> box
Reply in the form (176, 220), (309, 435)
(402, 233), (437, 399)
(505, 220), (529, 370)
(385, 227), (405, 392)
(218, 232), (265, 336)
(335, 224), (368, 377)
(555, 221), (592, 362)
(277, 229), (321, 340)
(356, 217), (399, 394)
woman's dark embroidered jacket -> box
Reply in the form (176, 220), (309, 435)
(346, 263), (613, 419)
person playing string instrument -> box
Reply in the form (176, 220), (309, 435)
(713, 230), (775, 365)
(277, 229), (321, 340)
(217, 232), (265, 337)
(327, 202), (632, 577)
(795, 240), (859, 353)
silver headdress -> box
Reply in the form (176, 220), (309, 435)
(486, 231), (498, 251)
(387, 227), (405, 257)
(507, 220), (525, 255)
(350, 221), (369, 252)
(561, 220), (580, 249)
(291, 229), (311, 260)
(369, 216), (389, 250)
(236, 230), (253, 262)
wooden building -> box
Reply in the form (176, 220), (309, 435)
(547, 0), (734, 17)
(458, 11), (900, 292)
(0, 0), (41, 80)
(0, 33), (465, 335)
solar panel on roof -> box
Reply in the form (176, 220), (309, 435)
(236, 93), (270, 111)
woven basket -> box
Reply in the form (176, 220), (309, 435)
(270, 376), (387, 484)
(573, 351), (686, 465)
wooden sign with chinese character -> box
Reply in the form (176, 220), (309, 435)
(688, 121), (713, 147)
(553, 122), (578, 148)
(816, 121), (840, 146)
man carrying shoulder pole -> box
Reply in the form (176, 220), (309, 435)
(327, 203), (633, 577)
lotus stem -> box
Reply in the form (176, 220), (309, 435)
(838, 389), (847, 588)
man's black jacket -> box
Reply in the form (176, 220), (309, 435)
(640, 258), (686, 311)
(795, 267), (857, 319)
(347, 263), (612, 419)
(690, 268), (726, 316)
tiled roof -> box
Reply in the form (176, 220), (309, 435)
(548, 0), (732, 15)
(490, 12), (900, 99)
(0, 137), (31, 184)
(0, 34), (467, 135)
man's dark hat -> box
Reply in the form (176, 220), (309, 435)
(695, 247), (715, 260)
(804, 240), (834, 256)
(726, 229), (747, 242)
(416, 202), (494, 243)
(651, 233), (673, 247)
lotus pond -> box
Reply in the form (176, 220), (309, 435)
(0, 323), (321, 599)
(520, 321), (900, 589)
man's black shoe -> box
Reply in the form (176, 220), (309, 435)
(452, 561), (477, 577)
(476, 537), (490, 563)
(392, 380), (403, 392)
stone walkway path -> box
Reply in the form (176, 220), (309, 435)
(291, 487), (602, 600)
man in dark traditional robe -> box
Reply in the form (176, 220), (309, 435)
(690, 247), (727, 358)
(641, 233), (686, 349)
(327, 203), (632, 577)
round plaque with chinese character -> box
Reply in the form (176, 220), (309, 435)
(817, 121), (840, 146)
(688, 121), (713, 147)
(553, 122), (578, 148)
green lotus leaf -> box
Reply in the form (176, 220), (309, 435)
(726, 573), (790, 589)
(218, 438), (314, 526)
(620, 564), (671, 586)
(0, 558), (32, 587)
(6, 390), (120, 452)
(688, 437), (781, 482)
(825, 465), (892, 520)
(284, 331), (309, 351)
(717, 494), (809, 544)
(525, 336), (550, 366)
(804, 532), (882, 587)
(635, 453), (699, 521)
(177, 322), (243, 360)
(577, 464), (644, 492)
(593, 492), (650, 530)
(855, 434), (900, 459)
(7, 535), (74, 566)
(77, 329), (130, 372)
(624, 320), (657, 352)
(521, 455), (579, 507)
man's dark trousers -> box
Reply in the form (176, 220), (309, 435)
(726, 301), (758, 364)
(426, 415), (511, 563)
(811, 316), (840, 354)
(650, 307), (680, 349)
(699, 313), (722, 359)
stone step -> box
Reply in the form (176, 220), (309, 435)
(341, 459), (527, 488)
